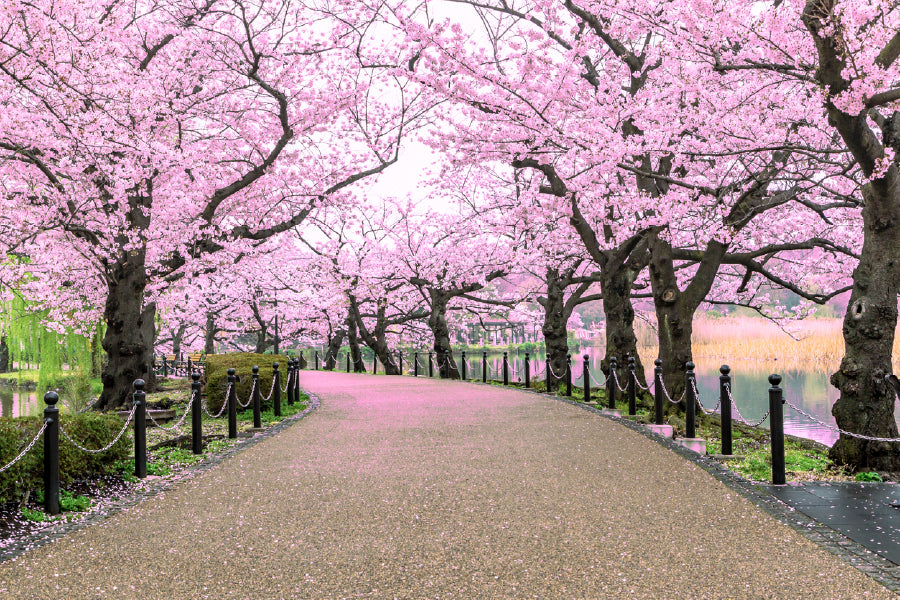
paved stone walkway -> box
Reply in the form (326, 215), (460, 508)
(0, 372), (895, 598)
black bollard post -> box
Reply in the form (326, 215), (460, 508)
(293, 358), (302, 403)
(227, 368), (237, 439)
(162, 356), (168, 379)
(191, 373), (202, 454)
(685, 362), (697, 439)
(43, 391), (60, 515)
(482, 351), (487, 383)
(429, 352), (434, 378)
(315, 351), (319, 371)
(399, 351), (403, 375)
(286, 361), (294, 406)
(720, 365), (732, 455)
(462, 351), (467, 380)
(545, 353), (551, 392)
(272, 363), (281, 417)
(566, 354), (572, 396)
(608, 357), (618, 409)
(251, 366), (262, 429)
(503, 351), (509, 385)
(654, 359), (664, 425)
(583, 355), (590, 402)
(525, 352), (530, 388)
(770, 374), (786, 485)
(414, 352), (419, 377)
(346, 353), (350, 373)
(373, 352), (377, 375)
(627, 356), (636, 416)
(134, 379), (147, 478)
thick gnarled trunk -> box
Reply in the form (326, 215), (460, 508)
(541, 269), (569, 392)
(98, 251), (156, 410)
(428, 294), (459, 379)
(830, 194), (900, 470)
(324, 327), (346, 370)
(600, 263), (647, 391)
(347, 314), (365, 373)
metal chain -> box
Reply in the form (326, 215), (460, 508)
(634, 373), (651, 392)
(725, 384), (748, 422)
(60, 404), (137, 454)
(546, 361), (569, 381)
(260, 376), (277, 403)
(659, 378), (685, 405)
(235, 381), (254, 409)
(784, 399), (900, 442)
(144, 391), (196, 433)
(203, 384), (231, 418)
(0, 422), (47, 473)
(691, 379), (720, 415)
(610, 370), (628, 393)
(744, 409), (771, 428)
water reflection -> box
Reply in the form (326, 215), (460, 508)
(458, 349), (900, 447)
(0, 387), (38, 419)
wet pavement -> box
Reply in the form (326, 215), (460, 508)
(764, 482), (900, 565)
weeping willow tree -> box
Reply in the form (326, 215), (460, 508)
(1, 291), (102, 403)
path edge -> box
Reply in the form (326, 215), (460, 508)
(0, 393), (321, 564)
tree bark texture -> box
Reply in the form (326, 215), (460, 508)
(204, 312), (217, 355)
(648, 235), (726, 414)
(803, 1), (900, 470)
(324, 327), (346, 370)
(599, 260), (648, 391)
(98, 251), (156, 410)
(428, 293), (460, 379)
(347, 313), (366, 373)
(541, 269), (570, 392)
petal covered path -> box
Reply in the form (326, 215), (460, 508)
(0, 372), (894, 599)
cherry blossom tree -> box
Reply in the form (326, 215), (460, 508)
(0, 0), (431, 408)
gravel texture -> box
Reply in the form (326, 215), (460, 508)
(0, 371), (895, 599)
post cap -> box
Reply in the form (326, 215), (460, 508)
(584, 354), (589, 360)
(720, 365), (731, 376)
(610, 356), (618, 365)
(685, 361), (695, 372)
(654, 358), (662, 367)
(503, 351), (508, 356)
(252, 365), (259, 375)
(134, 379), (145, 390)
(227, 368), (236, 376)
(273, 362), (279, 370)
(546, 353), (550, 358)
(769, 373), (782, 386)
(191, 372), (201, 382)
(44, 391), (59, 406)
(628, 356), (635, 366)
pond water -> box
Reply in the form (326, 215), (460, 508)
(0, 387), (88, 419)
(461, 348), (900, 447)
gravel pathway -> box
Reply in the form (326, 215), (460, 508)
(0, 371), (894, 598)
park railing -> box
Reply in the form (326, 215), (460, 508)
(0, 359), (305, 515)
(302, 347), (900, 485)
(153, 354), (206, 378)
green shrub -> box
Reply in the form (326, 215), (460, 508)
(855, 471), (883, 482)
(0, 411), (131, 503)
(205, 353), (291, 414)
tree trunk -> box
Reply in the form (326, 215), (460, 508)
(0, 336), (8, 373)
(801, 2), (900, 470)
(324, 327), (346, 370)
(541, 269), (569, 392)
(254, 324), (268, 354)
(347, 313), (365, 373)
(204, 312), (217, 355)
(428, 293), (460, 379)
(829, 191), (900, 470)
(648, 236), (726, 413)
(97, 251), (156, 410)
(600, 261), (647, 390)
(171, 323), (187, 361)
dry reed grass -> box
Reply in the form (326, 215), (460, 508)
(634, 316), (900, 369)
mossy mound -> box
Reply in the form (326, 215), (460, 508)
(205, 353), (292, 414)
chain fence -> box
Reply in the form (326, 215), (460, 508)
(0, 422), (47, 474)
(60, 404), (137, 454)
